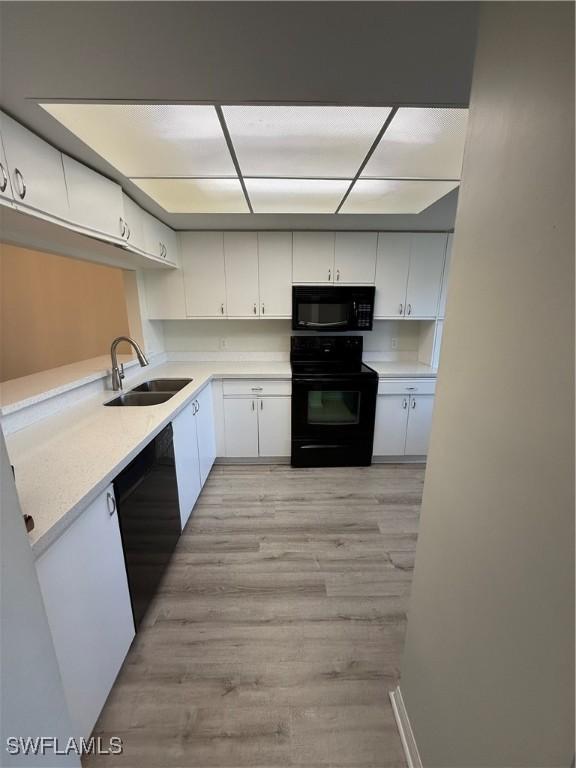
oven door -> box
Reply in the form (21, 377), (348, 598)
(292, 287), (354, 331)
(291, 376), (377, 466)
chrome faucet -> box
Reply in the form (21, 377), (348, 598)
(110, 336), (149, 390)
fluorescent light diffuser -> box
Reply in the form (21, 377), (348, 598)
(362, 107), (468, 179)
(245, 178), (350, 214)
(339, 179), (459, 214)
(223, 106), (392, 178)
(40, 104), (236, 177)
(132, 178), (249, 213)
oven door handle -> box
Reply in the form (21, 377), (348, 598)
(298, 320), (349, 328)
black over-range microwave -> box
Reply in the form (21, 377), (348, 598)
(292, 285), (376, 332)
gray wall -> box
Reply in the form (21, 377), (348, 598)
(399, 3), (574, 766)
(0, 431), (79, 766)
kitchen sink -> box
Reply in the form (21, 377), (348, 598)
(104, 392), (175, 407)
(130, 378), (192, 393)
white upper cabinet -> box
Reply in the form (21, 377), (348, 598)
(144, 212), (179, 266)
(62, 154), (124, 240)
(374, 233), (411, 318)
(181, 231), (227, 317)
(1, 112), (69, 220)
(438, 233), (453, 318)
(292, 231), (335, 283)
(121, 194), (147, 252)
(334, 232), (377, 284)
(0, 132), (14, 204)
(374, 233), (447, 319)
(224, 232), (260, 317)
(258, 231), (292, 318)
(405, 234), (447, 318)
(144, 267), (187, 319)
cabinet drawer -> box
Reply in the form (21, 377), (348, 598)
(377, 378), (436, 396)
(222, 379), (291, 397)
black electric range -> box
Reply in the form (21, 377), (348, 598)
(290, 336), (378, 467)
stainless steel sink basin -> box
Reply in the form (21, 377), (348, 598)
(130, 378), (192, 393)
(104, 392), (174, 407)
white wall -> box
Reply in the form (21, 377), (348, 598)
(0, 430), (79, 766)
(399, 3), (574, 766)
(162, 319), (423, 362)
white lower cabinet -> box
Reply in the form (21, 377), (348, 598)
(35, 485), (134, 740)
(257, 396), (292, 457)
(373, 380), (436, 457)
(173, 385), (217, 527)
(404, 395), (435, 455)
(223, 392), (291, 458)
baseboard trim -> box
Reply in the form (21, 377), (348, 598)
(389, 686), (423, 768)
(215, 457), (291, 465)
(373, 456), (427, 464)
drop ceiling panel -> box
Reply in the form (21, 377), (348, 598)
(40, 104), (236, 177)
(362, 107), (468, 179)
(223, 105), (392, 177)
(132, 178), (249, 213)
(340, 179), (459, 214)
(245, 178), (350, 214)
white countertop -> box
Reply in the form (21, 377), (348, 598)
(4, 359), (435, 559)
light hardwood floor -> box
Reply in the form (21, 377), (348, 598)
(84, 464), (424, 768)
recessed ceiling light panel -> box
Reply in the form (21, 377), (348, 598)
(131, 178), (249, 213)
(340, 179), (459, 214)
(223, 106), (392, 178)
(40, 104), (236, 177)
(362, 107), (468, 179)
(245, 178), (350, 214)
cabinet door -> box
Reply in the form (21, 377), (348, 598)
(438, 234), (452, 318)
(292, 231), (335, 283)
(258, 396), (291, 457)
(62, 154), (124, 239)
(373, 395), (410, 456)
(405, 234), (447, 319)
(1, 112), (69, 220)
(224, 232), (260, 317)
(374, 233), (411, 318)
(122, 195), (147, 252)
(0, 131), (14, 204)
(144, 214), (179, 265)
(181, 231), (227, 317)
(405, 395), (435, 455)
(223, 398), (259, 457)
(144, 268), (187, 319)
(195, 384), (217, 485)
(258, 231), (292, 317)
(35, 485), (134, 740)
(334, 232), (377, 284)
(173, 403), (202, 528)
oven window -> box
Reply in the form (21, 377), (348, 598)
(297, 302), (349, 327)
(307, 391), (361, 425)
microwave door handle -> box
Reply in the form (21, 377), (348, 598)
(299, 320), (349, 328)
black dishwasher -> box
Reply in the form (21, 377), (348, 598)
(113, 424), (181, 630)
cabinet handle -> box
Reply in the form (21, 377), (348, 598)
(126, 223), (131, 240)
(336, 269), (340, 281)
(106, 492), (116, 517)
(0, 162), (7, 193)
(221, 303), (225, 315)
(402, 398), (408, 409)
(328, 269), (331, 281)
(262, 303), (265, 315)
(253, 303), (257, 315)
(411, 398), (416, 409)
(14, 168), (26, 199)
(407, 304), (412, 316)
(251, 386), (263, 391)
(196, 399), (200, 412)
(406, 387), (417, 391)
(399, 303), (403, 315)
(260, 399), (263, 410)
(119, 217), (125, 237)
(252, 400), (255, 411)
